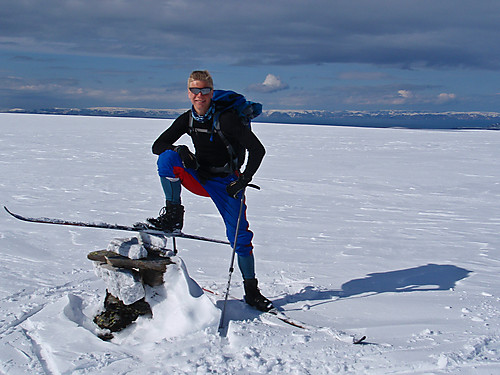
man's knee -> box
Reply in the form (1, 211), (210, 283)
(236, 244), (254, 257)
(157, 150), (182, 177)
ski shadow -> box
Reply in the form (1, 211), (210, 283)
(272, 263), (472, 309)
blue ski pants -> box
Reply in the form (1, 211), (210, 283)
(157, 150), (255, 278)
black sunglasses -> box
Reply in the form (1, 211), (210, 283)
(189, 87), (213, 95)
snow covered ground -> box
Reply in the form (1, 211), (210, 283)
(1, 113), (500, 374)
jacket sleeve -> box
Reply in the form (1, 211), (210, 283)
(152, 112), (190, 155)
(220, 112), (265, 179)
(241, 127), (265, 179)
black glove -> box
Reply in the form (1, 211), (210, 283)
(226, 174), (252, 199)
(175, 145), (198, 170)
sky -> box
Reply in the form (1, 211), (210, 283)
(1, 0), (499, 113)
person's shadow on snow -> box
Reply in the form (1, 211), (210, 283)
(272, 263), (471, 309)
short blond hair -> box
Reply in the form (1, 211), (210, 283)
(188, 70), (213, 88)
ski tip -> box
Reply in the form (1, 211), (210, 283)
(353, 335), (367, 344)
(4, 206), (24, 220)
(4, 206), (14, 216)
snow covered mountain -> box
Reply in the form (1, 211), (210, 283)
(1, 113), (500, 374)
(4, 107), (500, 129)
(262, 109), (500, 129)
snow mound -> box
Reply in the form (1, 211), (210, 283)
(19, 294), (129, 374)
(15, 255), (220, 374)
(110, 255), (220, 344)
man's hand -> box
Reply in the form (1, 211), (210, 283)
(175, 145), (198, 170)
(226, 174), (252, 199)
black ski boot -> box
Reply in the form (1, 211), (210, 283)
(147, 201), (184, 232)
(243, 278), (274, 312)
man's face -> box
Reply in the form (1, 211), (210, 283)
(188, 80), (213, 116)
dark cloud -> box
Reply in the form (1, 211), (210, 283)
(1, 0), (499, 112)
(0, 74), (183, 109)
(1, 0), (499, 70)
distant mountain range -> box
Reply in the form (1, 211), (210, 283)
(3, 107), (500, 129)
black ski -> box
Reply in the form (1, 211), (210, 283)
(202, 287), (366, 344)
(265, 308), (366, 344)
(4, 206), (230, 245)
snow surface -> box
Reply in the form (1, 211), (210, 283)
(1, 113), (500, 374)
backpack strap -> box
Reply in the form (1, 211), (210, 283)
(212, 112), (239, 173)
(188, 111), (240, 175)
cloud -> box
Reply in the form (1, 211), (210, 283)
(319, 83), (461, 110)
(397, 90), (413, 99)
(436, 93), (457, 103)
(0, 75), (182, 109)
(248, 74), (289, 93)
(1, 1), (497, 112)
(1, 0), (499, 70)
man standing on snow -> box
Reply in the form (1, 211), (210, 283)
(147, 70), (273, 312)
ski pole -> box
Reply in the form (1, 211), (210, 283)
(218, 189), (246, 335)
(172, 237), (177, 255)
